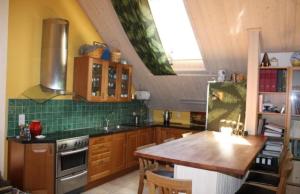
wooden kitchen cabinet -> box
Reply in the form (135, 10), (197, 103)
(8, 141), (54, 194)
(157, 128), (193, 143)
(139, 128), (154, 146)
(111, 133), (126, 173)
(73, 56), (132, 102)
(88, 135), (112, 183)
(125, 130), (140, 168)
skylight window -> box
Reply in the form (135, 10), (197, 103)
(148, 0), (205, 74)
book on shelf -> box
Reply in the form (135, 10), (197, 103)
(258, 95), (263, 112)
(265, 139), (283, 146)
(264, 145), (283, 152)
(262, 150), (281, 157)
(270, 69), (277, 92)
(257, 118), (266, 135)
(263, 131), (283, 137)
(264, 123), (284, 133)
(259, 69), (286, 92)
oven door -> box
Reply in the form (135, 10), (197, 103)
(56, 170), (87, 194)
(56, 147), (88, 178)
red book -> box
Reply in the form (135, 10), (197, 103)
(270, 70), (277, 92)
(265, 70), (271, 92)
(259, 70), (265, 92)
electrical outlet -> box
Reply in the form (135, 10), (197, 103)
(19, 114), (25, 126)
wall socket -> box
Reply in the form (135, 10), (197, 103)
(18, 114), (25, 126)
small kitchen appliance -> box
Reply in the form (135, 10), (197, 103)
(163, 110), (172, 126)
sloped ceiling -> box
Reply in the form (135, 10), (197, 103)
(78, 0), (300, 112)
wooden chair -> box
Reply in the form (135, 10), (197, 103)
(146, 171), (192, 194)
(137, 143), (174, 194)
(182, 132), (193, 138)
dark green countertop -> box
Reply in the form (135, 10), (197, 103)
(7, 122), (205, 144)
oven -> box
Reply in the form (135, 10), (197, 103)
(56, 135), (89, 194)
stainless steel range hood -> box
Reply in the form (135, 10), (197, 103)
(23, 18), (70, 103)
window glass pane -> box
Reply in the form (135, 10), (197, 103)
(148, 0), (202, 61)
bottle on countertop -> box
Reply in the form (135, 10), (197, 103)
(24, 124), (31, 141)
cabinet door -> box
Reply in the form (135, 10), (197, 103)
(160, 128), (169, 142)
(139, 128), (154, 146)
(155, 127), (162, 144)
(107, 63), (118, 101)
(88, 136), (112, 182)
(118, 65), (132, 102)
(74, 56), (108, 102)
(24, 143), (54, 194)
(89, 59), (107, 100)
(111, 133), (126, 173)
(126, 131), (140, 168)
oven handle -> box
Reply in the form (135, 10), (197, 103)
(60, 170), (87, 182)
(60, 147), (88, 156)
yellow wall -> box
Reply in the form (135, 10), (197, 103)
(7, 0), (102, 98)
(152, 109), (190, 124)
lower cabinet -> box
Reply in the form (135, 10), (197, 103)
(139, 128), (154, 146)
(87, 127), (193, 186)
(111, 133), (126, 173)
(158, 128), (193, 143)
(125, 130), (140, 168)
(88, 135), (112, 183)
(8, 141), (55, 194)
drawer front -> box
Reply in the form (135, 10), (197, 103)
(90, 142), (112, 154)
(90, 152), (111, 161)
(89, 136), (112, 145)
(89, 170), (111, 182)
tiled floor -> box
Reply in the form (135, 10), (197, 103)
(83, 170), (149, 194)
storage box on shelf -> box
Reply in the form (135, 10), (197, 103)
(73, 56), (132, 102)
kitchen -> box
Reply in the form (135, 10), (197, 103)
(1, 0), (300, 194)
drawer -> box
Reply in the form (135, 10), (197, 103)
(90, 157), (111, 167)
(89, 170), (111, 182)
(90, 152), (111, 161)
(89, 136), (112, 145)
(90, 142), (112, 154)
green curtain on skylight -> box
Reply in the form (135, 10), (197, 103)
(111, 0), (175, 75)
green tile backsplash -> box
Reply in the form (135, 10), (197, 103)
(7, 99), (148, 137)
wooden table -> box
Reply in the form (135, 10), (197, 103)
(135, 131), (267, 194)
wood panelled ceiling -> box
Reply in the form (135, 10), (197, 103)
(78, 0), (300, 112)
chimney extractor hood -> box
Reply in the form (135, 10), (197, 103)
(23, 18), (70, 103)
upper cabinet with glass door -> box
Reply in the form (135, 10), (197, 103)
(73, 56), (133, 102)
(118, 65), (132, 102)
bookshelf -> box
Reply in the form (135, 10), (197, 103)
(288, 68), (300, 160)
(256, 65), (289, 170)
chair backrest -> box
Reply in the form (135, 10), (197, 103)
(163, 138), (175, 143)
(277, 151), (293, 194)
(137, 143), (158, 173)
(182, 132), (193, 138)
(146, 171), (192, 194)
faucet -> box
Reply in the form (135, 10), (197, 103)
(104, 118), (110, 131)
